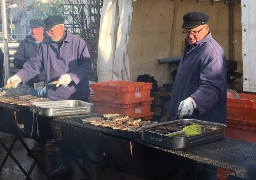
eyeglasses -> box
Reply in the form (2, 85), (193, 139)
(183, 26), (206, 35)
(46, 25), (61, 33)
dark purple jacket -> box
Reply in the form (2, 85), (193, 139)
(168, 33), (227, 124)
(13, 34), (50, 87)
(16, 31), (92, 101)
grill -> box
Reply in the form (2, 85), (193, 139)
(54, 114), (154, 140)
(0, 95), (50, 111)
(0, 102), (29, 111)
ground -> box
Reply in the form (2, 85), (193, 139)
(0, 132), (145, 180)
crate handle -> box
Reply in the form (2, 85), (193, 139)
(148, 131), (164, 141)
(135, 86), (142, 91)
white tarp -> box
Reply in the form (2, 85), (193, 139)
(97, 0), (133, 81)
(242, 0), (256, 92)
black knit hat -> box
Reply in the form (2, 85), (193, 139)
(30, 19), (45, 28)
(44, 15), (64, 31)
(182, 12), (209, 29)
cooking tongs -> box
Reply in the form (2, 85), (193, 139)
(0, 84), (15, 92)
(161, 113), (180, 122)
(48, 81), (58, 86)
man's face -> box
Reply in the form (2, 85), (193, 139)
(30, 27), (44, 42)
(183, 25), (209, 45)
(45, 24), (64, 42)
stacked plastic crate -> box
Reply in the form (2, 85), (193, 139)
(226, 92), (256, 142)
(91, 81), (154, 120)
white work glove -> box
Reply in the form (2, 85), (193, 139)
(56, 74), (72, 88)
(6, 75), (22, 88)
(178, 97), (197, 118)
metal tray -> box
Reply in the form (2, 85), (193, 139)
(141, 119), (226, 150)
(30, 100), (93, 117)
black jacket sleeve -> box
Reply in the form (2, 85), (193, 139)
(13, 41), (28, 69)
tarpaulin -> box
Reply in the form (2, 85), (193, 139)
(242, 0), (256, 92)
(97, 0), (133, 81)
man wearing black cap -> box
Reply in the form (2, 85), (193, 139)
(13, 19), (52, 154)
(7, 15), (92, 178)
(13, 19), (50, 97)
(168, 12), (227, 180)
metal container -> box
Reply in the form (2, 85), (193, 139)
(30, 100), (93, 117)
(141, 119), (226, 150)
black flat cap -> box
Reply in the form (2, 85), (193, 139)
(182, 12), (209, 29)
(44, 15), (64, 31)
(30, 19), (45, 28)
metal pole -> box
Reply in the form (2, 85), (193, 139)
(10, 13), (13, 38)
(1, 0), (10, 83)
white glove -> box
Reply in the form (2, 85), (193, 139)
(178, 97), (197, 118)
(56, 74), (72, 88)
(6, 75), (22, 88)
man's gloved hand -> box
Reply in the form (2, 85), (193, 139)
(56, 74), (72, 88)
(178, 97), (197, 118)
(6, 75), (22, 88)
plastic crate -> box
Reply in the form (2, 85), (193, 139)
(93, 99), (154, 119)
(217, 168), (234, 180)
(91, 81), (152, 104)
(225, 119), (256, 143)
(227, 93), (256, 122)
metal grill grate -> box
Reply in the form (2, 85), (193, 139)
(54, 114), (143, 140)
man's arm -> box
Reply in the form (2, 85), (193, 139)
(68, 39), (92, 84)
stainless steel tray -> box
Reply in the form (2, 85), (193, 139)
(141, 119), (226, 150)
(30, 100), (93, 117)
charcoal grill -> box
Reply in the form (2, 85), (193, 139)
(54, 114), (143, 140)
(0, 95), (49, 111)
(51, 115), (256, 179)
(0, 102), (29, 111)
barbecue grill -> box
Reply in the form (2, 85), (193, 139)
(54, 114), (153, 140)
(52, 115), (256, 179)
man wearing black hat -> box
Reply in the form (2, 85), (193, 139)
(7, 15), (92, 178)
(13, 19), (50, 97)
(13, 19), (52, 154)
(168, 12), (227, 180)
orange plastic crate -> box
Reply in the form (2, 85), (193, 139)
(227, 93), (256, 122)
(93, 100), (154, 119)
(92, 81), (152, 104)
(225, 119), (256, 143)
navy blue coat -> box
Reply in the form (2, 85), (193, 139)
(168, 33), (227, 124)
(13, 34), (50, 87)
(16, 31), (92, 101)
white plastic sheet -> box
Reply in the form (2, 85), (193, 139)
(97, 0), (133, 82)
(242, 0), (256, 92)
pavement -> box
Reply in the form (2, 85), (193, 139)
(0, 132), (145, 180)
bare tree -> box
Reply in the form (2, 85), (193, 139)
(63, 0), (103, 81)
(29, 0), (63, 19)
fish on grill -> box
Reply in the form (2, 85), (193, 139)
(82, 114), (153, 132)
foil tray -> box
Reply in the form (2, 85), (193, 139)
(30, 100), (93, 117)
(141, 119), (226, 150)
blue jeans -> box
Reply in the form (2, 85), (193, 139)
(27, 86), (47, 97)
